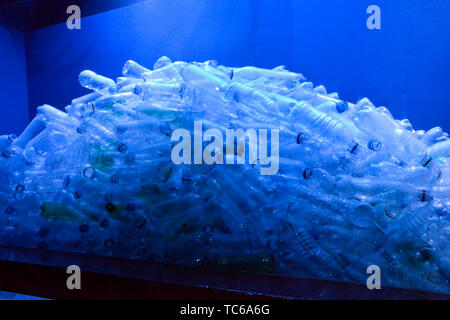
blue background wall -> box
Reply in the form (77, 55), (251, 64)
(0, 25), (29, 135)
(7, 0), (450, 133)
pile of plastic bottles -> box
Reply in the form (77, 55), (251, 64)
(0, 56), (449, 294)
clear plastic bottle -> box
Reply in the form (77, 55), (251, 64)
(72, 92), (102, 107)
(116, 77), (141, 93)
(422, 127), (443, 146)
(135, 102), (182, 122)
(428, 140), (450, 158)
(225, 82), (276, 116)
(142, 61), (187, 82)
(134, 81), (185, 102)
(122, 60), (150, 78)
(12, 116), (47, 150)
(114, 119), (157, 136)
(90, 92), (136, 111)
(181, 64), (228, 91)
(289, 101), (354, 147)
(79, 70), (117, 95)
(336, 175), (433, 205)
(38, 104), (76, 129)
(232, 66), (303, 82)
(400, 205), (438, 236)
(82, 118), (117, 145)
(153, 56), (172, 70)
(293, 228), (344, 280)
(353, 106), (431, 165)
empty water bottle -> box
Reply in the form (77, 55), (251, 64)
(79, 70), (117, 95)
(122, 60), (151, 78)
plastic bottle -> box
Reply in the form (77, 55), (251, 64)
(293, 228), (344, 280)
(266, 92), (296, 114)
(301, 168), (337, 193)
(26, 130), (68, 156)
(399, 205), (438, 236)
(122, 60), (150, 78)
(114, 119), (157, 135)
(181, 64), (228, 91)
(153, 56), (172, 70)
(116, 77), (141, 93)
(90, 92), (136, 111)
(216, 65), (234, 80)
(232, 66), (303, 82)
(82, 118), (117, 144)
(134, 81), (185, 102)
(37, 104), (76, 128)
(428, 140), (450, 158)
(353, 103), (398, 142)
(336, 175), (433, 205)
(422, 127), (443, 146)
(143, 61), (188, 82)
(70, 92), (102, 107)
(225, 82), (275, 115)
(79, 70), (117, 95)
(289, 101), (354, 147)
(353, 107), (430, 165)
(195, 62), (233, 82)
(432, 185), (450, 200)
(135, 102), (182, 122)
(12, 117), (47, 150)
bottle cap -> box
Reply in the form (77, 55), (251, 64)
(336, 101), (349, 113)
(368, 139), (382, 151)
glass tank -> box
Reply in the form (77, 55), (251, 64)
(0, 0), (449, 298)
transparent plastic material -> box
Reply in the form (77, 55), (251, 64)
(0, 57), (449, 294)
